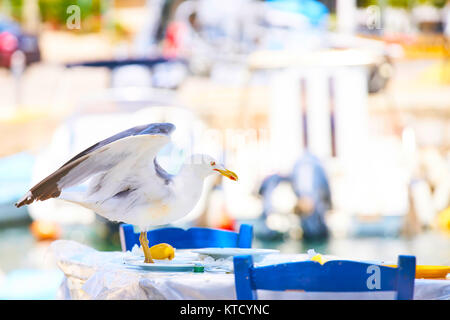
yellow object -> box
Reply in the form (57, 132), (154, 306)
(420, 61), (450, 85)
(213, 168), (238, 181)
(436, 207), (450, 234)
(149, 243), (175, 260)
(310, 254), (327, 265)
(0, 108), (49, 124)
(384, 265), (450, 279)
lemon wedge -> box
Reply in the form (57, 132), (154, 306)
(311, 254), (326, 265)
(384, 265), (450, 279)
(149, 243), (175, 260)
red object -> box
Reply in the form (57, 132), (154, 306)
(0, 32), (18, 68)
(0, 32), (18, 52)
(217, 211), (236, 231)
(162, 22), (188, 58)
(30, 220), (61, 241)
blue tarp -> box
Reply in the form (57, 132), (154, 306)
(266, 0), (329, 26)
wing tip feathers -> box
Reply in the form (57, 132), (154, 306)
(15, 191), (34, 208)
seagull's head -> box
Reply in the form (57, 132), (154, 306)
(187, 154), (238, 181)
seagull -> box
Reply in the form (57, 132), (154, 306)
(15, 123), (238, 263)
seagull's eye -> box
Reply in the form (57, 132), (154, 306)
(210, 161), (216, 166)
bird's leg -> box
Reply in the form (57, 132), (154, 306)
(139, 231), (154, 263)
(143, 232), (154, 263)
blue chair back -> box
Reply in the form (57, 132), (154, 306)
(234, 255), (415, 300)
(120, 224), (253, 250)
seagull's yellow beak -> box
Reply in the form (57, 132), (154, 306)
(214, 168), (238, 181)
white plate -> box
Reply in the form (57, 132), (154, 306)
(191, 248), (279, 261)
(123, 256), (200, 272)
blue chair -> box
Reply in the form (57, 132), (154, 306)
(234, 255), (416, 300)
(119, 223), (253, 251)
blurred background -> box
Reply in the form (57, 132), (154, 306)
(0, 0), (449, 299)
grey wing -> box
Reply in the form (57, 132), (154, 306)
(59, 123), (175, 168)
(15, 123), (175, 207)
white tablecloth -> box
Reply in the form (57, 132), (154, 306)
(51, 240), (450, 300)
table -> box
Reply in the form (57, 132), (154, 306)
(51, 240), (450, 300)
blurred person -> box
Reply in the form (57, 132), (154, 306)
(257, 174), (293, 240)
(291, 151), (331, 241)
(257, 151), (332, 241)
